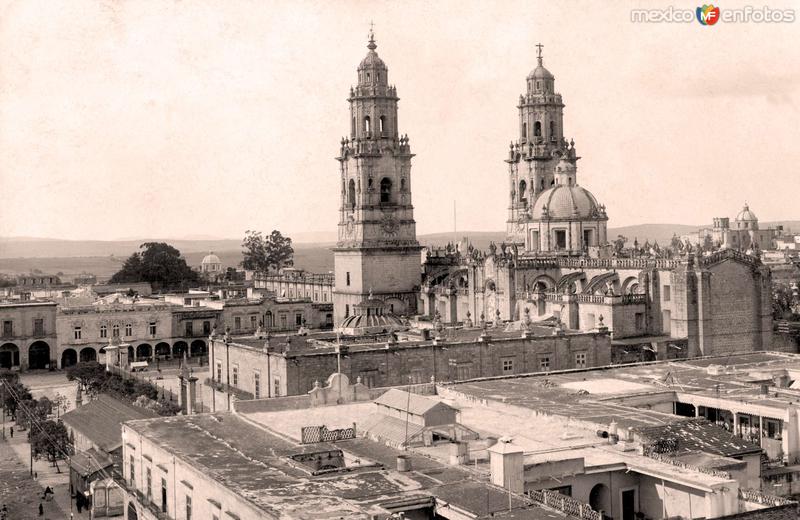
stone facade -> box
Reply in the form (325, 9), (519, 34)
(421, 52), (772, 358)
(332, 31), (422, 325)
(207, 330), (612, 400)
(0, 301), (58, 370)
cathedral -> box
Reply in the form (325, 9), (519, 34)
(333, 34), (773, 357)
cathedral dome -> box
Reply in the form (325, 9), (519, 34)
(201, 252), (221, 265)
(531, 185), (604, 221)
(527, 64), (554, 80)
(358, 32), (387, 71)
(735, 204), (758, 223)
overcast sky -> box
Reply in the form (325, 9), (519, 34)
(1, 0), (798, 240)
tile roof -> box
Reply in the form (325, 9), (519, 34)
(361, 413), (425, 447)
(633, 418), (762, 457)
(374, 388), (453, 416)
(60, 394), (157, 452)
(69, 448), (114, 478)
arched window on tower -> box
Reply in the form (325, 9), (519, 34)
(380, 177), (392, 204)
(351, 116), (356, 137)
(379, 116), (386, 136)
(347, 179), (356, 209)
(522, 122), (527, 141)
(519, 180), (527, 205)
(368, 178), (373, 189)
(534, 121), (542, 138)
(364, 116), (371, 135)
(400, 178), (406, 191)
(549, 121), (556, 141)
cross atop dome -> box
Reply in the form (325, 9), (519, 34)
(536, 42), (544, 65)
(367, 21), (377, 50)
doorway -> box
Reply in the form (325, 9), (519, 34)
(621, 488), (637, 520)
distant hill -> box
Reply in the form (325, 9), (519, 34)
(2, 221), (798, 278)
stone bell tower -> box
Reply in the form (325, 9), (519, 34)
(332, 29), (422, 325)
(506, 44), (576, 243)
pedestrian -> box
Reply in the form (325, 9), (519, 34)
(38, 502), (43, 516)
(9, 426), (12, 438)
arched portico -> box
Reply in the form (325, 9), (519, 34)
(190, 340), (206, 357)
(173, 341), (188, 359)
(28, 341), (51, 370)
(155, 342), (171, 358)
(0, 343), (20, 369)
(80, 347), (97, 363)
(136, 343), (152, 360)
(61, 348), (78, 369)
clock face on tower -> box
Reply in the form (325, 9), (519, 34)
(381, 216), (399, 236)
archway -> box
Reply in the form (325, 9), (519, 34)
(136, 344), (152, 360)
(127, 502), (138, 520)
(98, 347), (107, 365)
(79, 347), (97, 363)
(589, 483), (611, 516)
(155, 342), (171, 359)
(61, 348), (78, 369)
(173, 341), (188, 359)
(190, 340), (206, 357)
(126, 346), (134, 361)
(28, 341), (51, 370)
(0, 343), (20, 369)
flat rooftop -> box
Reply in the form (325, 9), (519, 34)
(444, 352), (800, 428)
(225, 324), (599, 357)
(127, 413), (570, 520)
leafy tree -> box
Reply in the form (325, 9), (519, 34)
(240, 230), (294, 273)
(66, 362), (110, 396)
(52, 392), (69, 418)
(110, 242), (199, 291)
(1, 374), (32, 418)
(16, 398), (46, 431)
(669, 234), (684, 253)
(30, 420), (71, 472)
(37, 396), (52, 417)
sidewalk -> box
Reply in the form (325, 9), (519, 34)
(1, 419), (89, 520)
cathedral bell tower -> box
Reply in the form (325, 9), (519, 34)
(506, 45), (577, 243)
(333, 29), (422, 325)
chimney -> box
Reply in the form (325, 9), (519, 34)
(449, 441), (469, 465)
(488, 437), (524, 494)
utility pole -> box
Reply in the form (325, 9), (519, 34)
(1, 380), (5, 441)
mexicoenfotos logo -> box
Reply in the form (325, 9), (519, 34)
(696, 4), (721, 25)
(631, 5), (795, 23)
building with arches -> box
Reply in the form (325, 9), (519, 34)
(0, 301), (57, 370)
(332, 29), (422, 327)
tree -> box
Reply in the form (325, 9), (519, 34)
(241, 230), (294, 273)
(52, 392), (69, 418)
(110, 242), (199, 291)
(30, 420), (71, 472)
(66, 362), (109, 396)
(1, 374), (32, 418)
(16, 398), (46, 431)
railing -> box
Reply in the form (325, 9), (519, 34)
(527, 489), (601, 520)
(738, 488), (797, 507)
(517, 256), (681, 270)
(540, 293), (646, 305)
(700, 248), (761, 268)
(255, 273), (335, 285)
(644, 450), (731, 479)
